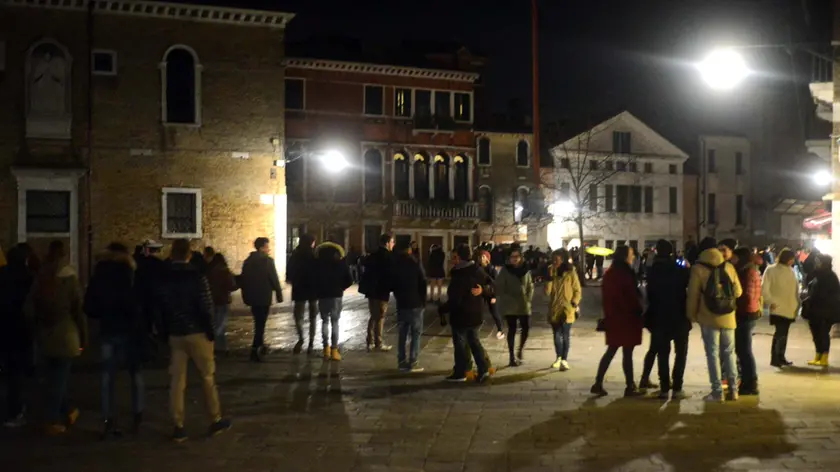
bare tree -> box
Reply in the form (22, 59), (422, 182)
(542, 120), (642, 275)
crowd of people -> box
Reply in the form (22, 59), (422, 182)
(2, 230), (836, 441)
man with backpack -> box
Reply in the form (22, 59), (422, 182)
(686, 237), (743, 403)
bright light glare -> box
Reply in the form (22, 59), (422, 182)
(814, 238), (832, 254)
(698, 49), (749, 90)
(813, 170), (833, 186)
(321, 149), (348, 172)
(550, 200), (576, 217)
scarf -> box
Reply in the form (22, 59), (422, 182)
(505, 263), (529, 279)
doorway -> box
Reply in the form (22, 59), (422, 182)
(422, 235), (444, 274)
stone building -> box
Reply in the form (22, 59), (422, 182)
(696, 135), (751, 242)
(0, 0), (293, 278)
(545, 111), (688, 252)
(283, 39), (484, 269)
(473, 129), (539, 245)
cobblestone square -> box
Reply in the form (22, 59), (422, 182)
(4, 286), (840, 472)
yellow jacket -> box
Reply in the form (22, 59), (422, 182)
(686, 248), (743, 330)
(545, 266), (582, 325)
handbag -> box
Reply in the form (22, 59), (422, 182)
(596, 318), (607, 332)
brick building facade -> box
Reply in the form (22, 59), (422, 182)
(0, 0), (293, 278)
(283, 47), (485, 269)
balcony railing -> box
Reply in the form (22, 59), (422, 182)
(394, 201), (479, 219)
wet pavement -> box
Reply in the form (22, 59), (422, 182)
(5, 284), (840, 471)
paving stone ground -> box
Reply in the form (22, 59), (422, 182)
(4, 284), (840, 472)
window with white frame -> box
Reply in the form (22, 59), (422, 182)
(26, 190), (70, 233)
(91, 50), (117, 76)
(364, 85), (384, 116)
(454, 92), (471, 121)
(161, 46), (201, 125)
(162, 188), (202, 238)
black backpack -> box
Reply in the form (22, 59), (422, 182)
(698, 262), (737, 315)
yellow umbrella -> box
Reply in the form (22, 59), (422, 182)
(585, 246), (614, 257)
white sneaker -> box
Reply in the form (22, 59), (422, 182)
(3, 413), (26, 428)
(551, 357), (563, 369)
(560, 360), (570, 371)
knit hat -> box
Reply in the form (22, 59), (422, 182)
(719, 238), (738, 253)
(698, 237), (717, 253)
(655, 239), (672, 257)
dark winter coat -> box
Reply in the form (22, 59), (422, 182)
(440, 262), (494, 329)
(158, 262), (214, 339)
(390, 252), (427, 310)
(206, 259), (238, 306)
(84, 249), (144, 337)
(0, 257), (33, 354)
(239, 251), (283, 307)
(601, 263), (643, 347)
(802, 267), (840, 323)
(644, 257), (691, 335)
(287, 245), (318, 301)
(135, 254), (167, 332)
(428, 247), (446, 279)
(315, 245), (353, 299)
(360, 247), (393, 302)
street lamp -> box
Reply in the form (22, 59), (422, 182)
(813, 170), (833, 187)
(318, 149), (348, 172)
(550, 200), (576, 217)
(697, 49), (750, 90)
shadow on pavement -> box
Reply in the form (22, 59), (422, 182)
(496, 397), (795, 472)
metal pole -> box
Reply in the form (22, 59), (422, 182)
(531, 0), (541, 187)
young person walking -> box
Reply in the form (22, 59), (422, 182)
(496, 248), (535, 367)
(762, 248), (800, 368)
(315, 242), (353, 361)
(391, 243), (428, 372)
(545, 248), (581, 371)
(239, 237), (283, 362)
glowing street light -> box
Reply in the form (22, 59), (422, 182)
(550, 200), (576, 217)
(697, 49), (750, 90)
(813, 170), (833, 187)
(319, 149), (348, 172)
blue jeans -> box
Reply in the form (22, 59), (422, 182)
(701, 326), (737, 395)
(397, 308), (424, 367)
(453, 327), (488, 377)
(45, 357), (73, 423)
(735, 317), (758, 390)
(101, 335), (145, 418)
(552, 323), (571, 359)
(213, 305), (230, 351)
(319, 298), (343, 348)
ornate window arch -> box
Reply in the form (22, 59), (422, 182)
(516, 139), (530, 167)
(393, 151), (410, 200)
(26, 38), (73, 139)
(477, 136), (491, 166)
(478, 185), (493, 223)
(160, 45), (203, 125)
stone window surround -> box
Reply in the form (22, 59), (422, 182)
(161, 187), (203, 239)
(25, 38), (73, 139)
(516, 139), (530, 168)
(12, 167), (84, 269)
(390, 150), (474, 202)
(476, 136), (491, 167)
(159, 44), (203, 127)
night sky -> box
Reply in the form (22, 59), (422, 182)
(196, 0), (831, 181)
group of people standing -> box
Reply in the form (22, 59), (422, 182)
(0, 235), (291, 442)
(594, 236), (838, 403)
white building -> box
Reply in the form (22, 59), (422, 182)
(697, 135), (751, 242)
(545, 111), (688, 253)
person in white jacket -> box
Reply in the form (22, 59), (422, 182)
(762, 249), (800, 367)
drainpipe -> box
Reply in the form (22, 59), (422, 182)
(85, 0), (94, 281)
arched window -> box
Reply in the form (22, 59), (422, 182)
(479, 186), (493, 223)
(516, 139), (529, 167)
(515, 186), (530, 222)
(364, 149), (383, 203)
(393, 152), (410, 200)
(477, 137), (491, 166)
(433, 153), (450, 200)
(413, 153), (430, 201)
(26, 39), (73, 139)
(453, 155), (469, 201)
(161, 45), (202, 125)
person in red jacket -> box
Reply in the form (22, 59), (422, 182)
(733, 247), (762, 395)
(591, 245), (644, 397)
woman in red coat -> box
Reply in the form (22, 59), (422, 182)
(591, 245), (644, 397)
